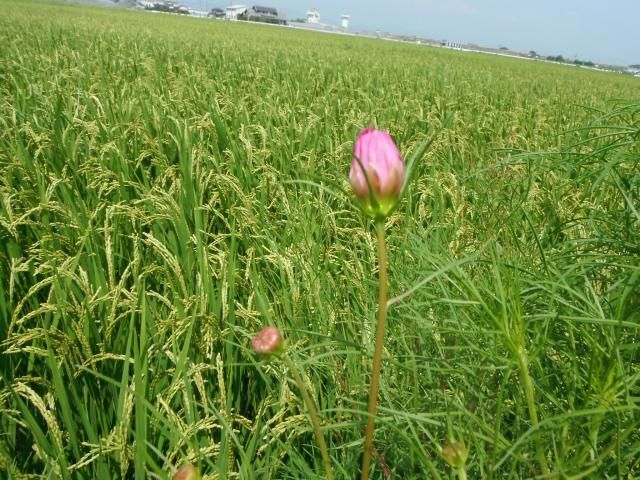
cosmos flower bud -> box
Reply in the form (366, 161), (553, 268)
(251, 326), (284, 357)
(350, 127), (405, 219)
(173, 464), (200, 480)
(442, 441), (468, 468)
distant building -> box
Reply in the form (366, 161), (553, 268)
(341, 13), (350, 29)
(238, 5), (287, 25)
(208, 7), (225, 18)
(226, 5), (286, 24)
(138, 1), (188, 14)
(306, 9), (320, 24)
(226, 5), (247, 20)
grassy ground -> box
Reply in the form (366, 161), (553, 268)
(1, 1), (639, 478)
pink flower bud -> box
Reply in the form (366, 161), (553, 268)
(173, 464), (200, 480)
(251, 326), (284, 357)
(350, 127), (405, 219)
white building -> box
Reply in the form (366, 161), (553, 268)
(341, 14), (350, 29)
(306, 9), (320, 24)
(226, 5), (248, 20)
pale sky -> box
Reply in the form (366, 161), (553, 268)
(182, 0), (639, 65)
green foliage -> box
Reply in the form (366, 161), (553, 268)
(546, 54), (566, 63)
(574, 59), (595, 67)
(0, 0), (639, 478)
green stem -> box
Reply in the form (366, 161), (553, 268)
(360, 220), (388, 480)
(457, 466), (468, 480)
(283, 354), (334, 480)
(516, 345), (550, 476)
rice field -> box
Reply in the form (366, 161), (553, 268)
(1, 0), (639, 478)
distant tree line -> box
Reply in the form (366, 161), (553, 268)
(573, 59), (595, 67)
(546, 55), (565, 63)
(544, 54), (595, 67)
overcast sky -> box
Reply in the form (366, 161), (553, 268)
(182, 0), (639, 65)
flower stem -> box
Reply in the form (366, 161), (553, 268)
(360, 220), (388, 480)
(457, 467), (468, 480)
(516, 345), (550, 476)
(282, 354), (334, 480)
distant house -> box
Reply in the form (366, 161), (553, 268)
(226, 5), (248, 20)
(139, 1), (188, 13)
(208, 7), (225, 18)
(237, 5), (287, 25)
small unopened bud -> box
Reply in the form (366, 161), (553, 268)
(251, 326), (284, 357)
(173, 464), (200, 480)
(442, 441), (468, 468)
